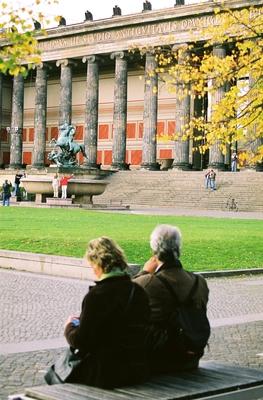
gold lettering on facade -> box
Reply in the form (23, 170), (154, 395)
(38, 14), (219, 52)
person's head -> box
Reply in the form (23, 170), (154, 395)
(86, 237), (128, 277)
(60, 123), (68, 132)
(150, 224), (182, 263)
(68, 126), (75, 138)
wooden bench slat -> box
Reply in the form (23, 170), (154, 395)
(26, 385), (92, 400)
(24, 361), (263, 400)
(59, 384), (137, 400)
(116, 382), (177, 399)
(26, 384), (150, 400)
(197, 384), (263, 400)
(201, 361), (263, 379)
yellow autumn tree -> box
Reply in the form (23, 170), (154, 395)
(154, 2), (263, 166)
(0, 0), (57, 76)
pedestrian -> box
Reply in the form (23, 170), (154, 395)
(52, 173), (60, 198)
(45, 237), (150, 388)
(231, 152), (238, 172)
(209, 169), (216, 190)
(14, 171), (23, 196)
(133, 224), (210, 375)
(2, 179), (12, 206)
(204, 170), (211, 189)
(59, 174), (74, 199)
(20, 172), (28, 200)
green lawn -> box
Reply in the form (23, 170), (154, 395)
(0, 207), (262, 272)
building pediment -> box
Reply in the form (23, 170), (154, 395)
(36, 0), (262, 61)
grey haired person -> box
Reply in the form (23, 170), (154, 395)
(133, 224), (210, 374)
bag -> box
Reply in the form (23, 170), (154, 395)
(44, 347), (84, 384)
(145, 324), (169, 352)
(156, 274), (210, 352)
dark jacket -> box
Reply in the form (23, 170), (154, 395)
(2, 182), (12, 197)
(64, 275), (150, 388)
(15, 174), (23, 184)
(133, 259), (209, 372)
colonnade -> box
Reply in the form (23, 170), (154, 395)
(0, 45), (228, 170)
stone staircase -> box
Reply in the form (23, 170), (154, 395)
(94, 170), (263, 212)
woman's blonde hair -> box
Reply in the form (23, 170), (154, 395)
(86, 237), (128, 273)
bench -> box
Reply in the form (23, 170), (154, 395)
(9, 361), (263, 400)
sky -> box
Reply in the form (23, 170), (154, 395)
(13, 0), (207, 26)
(51, 0), (207, 24)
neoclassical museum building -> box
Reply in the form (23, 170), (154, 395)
(0, 0), (260, 171)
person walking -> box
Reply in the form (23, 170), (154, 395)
(52, 174), (60, 198)
(2, 180), (12, 206)
(60, 174), (74, 199)
(231, 152), (238, 172)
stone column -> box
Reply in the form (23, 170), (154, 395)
(9, 74), (24, 168)
(208, 45), (226, 170)
(173, 46), (190, 170)
(249, 74), (263, 171)
(56, 59), (73, 125)
(32, 64), (48, 168)
(141, 52), (158, 170)
(192, 96), (203, 170)
(0, 73), (2, 131)
(82, 55), (99, 168)
(111, 51), (128, 170)
(0, 74), (2, 163)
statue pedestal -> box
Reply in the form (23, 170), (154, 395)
(36, 193), (43, 204)
(21, 177), (109, 205)
(46, 198), (73, 206)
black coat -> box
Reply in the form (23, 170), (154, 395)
(64, 275), (150, 388)
(2, 182), (12, 198)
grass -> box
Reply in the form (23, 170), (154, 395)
(0, 207), (262, 272)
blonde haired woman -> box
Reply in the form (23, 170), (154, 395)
(46, 237), (150, 388)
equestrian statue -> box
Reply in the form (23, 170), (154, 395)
(48, 123), (87, 167)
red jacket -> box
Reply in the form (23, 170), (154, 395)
(60, 175), (73, 186)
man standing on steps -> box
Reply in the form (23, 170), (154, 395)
(209, 170), (216, 191)
(60, 174), (74, 199)
(231, 153), (238, 172)
(204, 170), (211, 189)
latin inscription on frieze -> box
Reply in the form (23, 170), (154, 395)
(38, 14), (219, 52)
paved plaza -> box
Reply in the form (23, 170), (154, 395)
(0, 269), (262, 399)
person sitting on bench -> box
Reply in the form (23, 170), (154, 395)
(45, 237), (151, 388)
(133, 224), (210, 374)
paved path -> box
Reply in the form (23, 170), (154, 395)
(1, 269), (263, 399)
(113, 206), (263, 219)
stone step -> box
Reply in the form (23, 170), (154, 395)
(46, 197), (73, 206)
(94, 170), (263, 212)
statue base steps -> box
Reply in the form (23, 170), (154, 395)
(46, 197), (73, 206)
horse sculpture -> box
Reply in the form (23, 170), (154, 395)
(48, 123), (86, 167)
